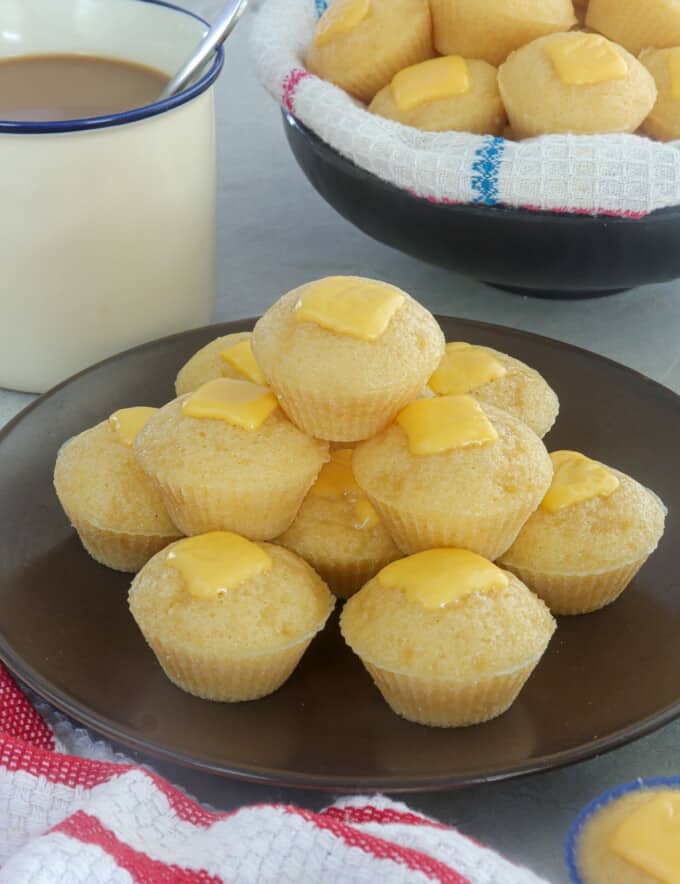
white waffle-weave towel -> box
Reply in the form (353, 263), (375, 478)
(251, 0), (680, 217)
(0, 663), (549, 883)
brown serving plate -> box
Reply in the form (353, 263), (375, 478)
(0, 317), (678, 791)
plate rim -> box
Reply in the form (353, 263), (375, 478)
(1, 315), (679, 792)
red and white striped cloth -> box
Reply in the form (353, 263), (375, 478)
(0, 663), (547, 883)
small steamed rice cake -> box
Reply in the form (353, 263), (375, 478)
(498, 32), (657, 138)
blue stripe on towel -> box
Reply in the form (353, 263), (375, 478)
(471, 136), (505, 206)
(315, 0), (329, 16)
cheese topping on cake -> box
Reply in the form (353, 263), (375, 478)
(541, 450), (620, 513)
(314, 0), (371, 48)
(545, 34), (627, 87)
(166, 532), (272, 600)
(428, 342), (507, 395)
(311, 448), (379, 530)
(397, 394), (498, 455)
(295, 277), (404, 341)
(391, 57), (471, 113)
(182, 378), (278, 430)
(109, 407), (158, 446)
(220, 338), (266, 385)
(609, 792), (680, 883)
(377, 548), (509, 609)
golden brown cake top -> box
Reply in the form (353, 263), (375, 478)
(54, 420), (178, 534)
(353, 401), (552, 515)
(501, 464), (666, 573)
(129, 541), (334, 655)
(391, 56), (471, 112)
(341, 568), (555, 679)
(376, 548), (509, 610)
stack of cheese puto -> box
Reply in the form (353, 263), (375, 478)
(54, 276), (666, 727)
(304, 0), (680, 142)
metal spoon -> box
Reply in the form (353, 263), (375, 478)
(159, 0), (249, 100)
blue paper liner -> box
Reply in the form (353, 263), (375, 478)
(565, 776), (680, 883)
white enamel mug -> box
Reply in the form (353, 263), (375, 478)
(0, 0), (221, 393)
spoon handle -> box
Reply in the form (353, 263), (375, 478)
(159, 0), (249, 100)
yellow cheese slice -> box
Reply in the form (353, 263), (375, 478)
(166, 531), (272, 600)
(109, 407), (158, 446)
(377, 548), (509, 610)
(314, 0), (371, 48)
(545, 34), (627, 87)
(182, 378), (278, 430)
(541, 450), (620, 513)
(352, 497), (380, 530)
(610, 792), (680, 884)
(294, 276), (404, 342)
(311, 448), (359, 499)
(220, 338), (266, 385)
(311, 449), (379, 530)
(392, 56), (471, 113)
(396, 394), (498, 456)
(428, 342), (507, 395)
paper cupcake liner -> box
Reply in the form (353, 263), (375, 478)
(368, 496), (535, 560)
(586, 0), (680, 55)
(362, 658), (539, 727)
(498, 555), (649, 615)
(269, 377), (424, 442)
(310, 24), (433, 104)
(565, 777), (680, 884)
(311, 555), (400, 600)
(145, 471), (316, 540)
(430, 0), (573, 62)
(348, 27), (434, 104)
(140, 631), (316, 701)
(72, 519), (181, 573)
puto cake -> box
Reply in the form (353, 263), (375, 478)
(129, 532), (334, 701)
(352, 394), (553, 559)
(134, 379), (328, 539)
(341, 548), (556, 726)
(587, 0), (680, 57)
(498, 451), (666, 615)
(429, 0), (577, 66)
(54, 407), (182, 572)
(498, 33), (657, 138)
(276, 448), (401, 599)
(368, 56), (506, 135)
(251, 276), (445, 442)
(428, 341), (559, 438)
(305, 0), (433, 104)
(566, 778), (680, 884)
(640, 48), (680, 142)
(174, 332), (264, 396)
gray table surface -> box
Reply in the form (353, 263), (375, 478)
(2, 4), (680, 881)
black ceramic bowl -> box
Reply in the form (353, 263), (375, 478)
(283, 111), (680, 298)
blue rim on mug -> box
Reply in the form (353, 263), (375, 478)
(565, 775), (680, 883)
(0, 0), (224, 134)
